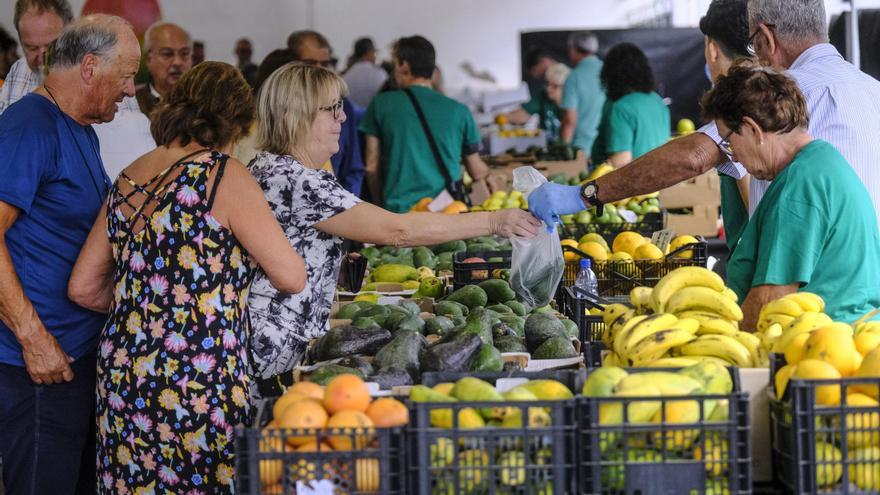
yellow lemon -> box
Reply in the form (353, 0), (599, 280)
(633, 243), (664, 261)
(668, 235), (700, 259)
(612, 231), (647, 256)
(577, 241), (608, 261)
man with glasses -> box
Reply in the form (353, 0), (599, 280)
(136, 21), (193, 118)
(288, 30), (366, 196)
(529, 0), (880, 248)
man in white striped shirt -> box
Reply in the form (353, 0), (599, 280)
(528, 0), (880, 246)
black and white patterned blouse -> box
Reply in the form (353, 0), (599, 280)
(247, 151), (361, 379)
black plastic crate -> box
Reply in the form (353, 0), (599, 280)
(235, 398), (406, 495)
(561, 285), (615, 342)
(452, 250), (512, 289)
(407, 371), (582, 495)
(558, 211), (666, 244)
(420, 369), (587, 391)
(581, 341), (606, 368)
(579, 366), (752, 495)
(769, 353), (880, 494)
(559, 239), (709, 298)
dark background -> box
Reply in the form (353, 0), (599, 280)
(520, 28), (711, 129)
(830, 9), (880, 81)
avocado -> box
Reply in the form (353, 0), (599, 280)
(524, 313), (569, 353)
(352, 317), (379, 329)
(425, 316), (456, 336)
(492, 322), (517, 339)
(354, 304), (391, 327)
(444, 285), (488, 310)
(335, 356), (375, 377)
(466, 242), (496, 255)
(502, 300), (527, 316)
(313, 324), (392, 361)
(370, 367), (413, 389)
(413, 246), (437, 269)
(336, 301), (372, 320)
(374, 330), (426, 380)
(451, 315), (467, 328)
(498, 315), (525, 337)
(398, 301), (422, 316)
(383, 310), (409, 331)
(470, 344), (503, 372)
(435, 300), (469, 318)
(469, 236), (500, 248)
(494, 335), (527, 353)
(430, 240), (466, 254)
(420, 332), (483, 373)
(561, 318), (580, 340)
(478, 279), (515, 304)
(308, 364), (364, 386)
(486, 304), (513, 315)
(532, 336), (579, 359)
(461, 307), (494, 345)
(395, 314), (426, 334)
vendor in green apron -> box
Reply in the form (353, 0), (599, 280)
(702, 62), (880, 331)
(506, 63), (570, 141)
(590, 43), (670, 168)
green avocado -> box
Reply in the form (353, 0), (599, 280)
(425, 316), (456, 336)
(444, 285), (488, 310)
(470, 344), (503, 372)
(478, 279), (516, 304)
(524, 312), (569, 353)
(502, 300), (527, 316)
(532, 335), (579, 359)
(308, 364), (364, 386)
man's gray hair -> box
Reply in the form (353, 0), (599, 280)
(568, 31), (599, 54)
(748, 0), (828, 43)
(143, 21), (192, 53)
(50, 14), (132, 70)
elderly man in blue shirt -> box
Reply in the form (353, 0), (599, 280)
(531, 0), (880, 245)
(0, 14), (140, 493)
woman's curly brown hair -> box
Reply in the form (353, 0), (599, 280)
(702, 60), (808, 134)
(150, 61), (254, 149)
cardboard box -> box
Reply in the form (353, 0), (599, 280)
(739, 368), (772, 482)
(658, 170), (721, 209)
(486, 149), (588, 192)
(664, 205), (720, 238)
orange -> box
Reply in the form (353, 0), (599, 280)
(288, 381), (324, 401)
(278, 398), (329, 447)
(410, 197), (433, 212)
(326, 410), (376, 450)
(366, 398), (409, 427)
(324, 374), (371, 414)
(442, 200), (469, 214)
(272, 392), (309, 421)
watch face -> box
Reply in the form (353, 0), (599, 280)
(583, 184), (597, 197)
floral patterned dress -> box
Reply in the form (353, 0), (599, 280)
(96, 150), (256, 494)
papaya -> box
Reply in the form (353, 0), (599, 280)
(371, 264), (420, 283)
(444, 285), (488, 310)
(414, 276), (444, 299)
(479, 279), (516, 304)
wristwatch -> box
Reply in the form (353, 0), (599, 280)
(579, 181), (604, 216)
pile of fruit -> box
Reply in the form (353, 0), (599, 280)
(582, 361), (739, 493)
(309, 279), (582, 388)
(408, 376), (574, 493)
(470, 190), (526, 212)
(360, 237), (511, 273)
(258, 374), (408, 493)
(561, 231), (699, 264)
(597, 266), (763, 368)
(409, 197), (470, 214)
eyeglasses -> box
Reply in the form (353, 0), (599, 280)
(719, 129), (735, 160)
(746, 23), (776, 57)
(320, 100), (344, 120)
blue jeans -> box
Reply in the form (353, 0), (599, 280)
(0, 353), (96, 495)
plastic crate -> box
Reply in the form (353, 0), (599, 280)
(407, 371), (582, 495)
(582, 340), (606, 368)
(579, 366), (752, 495)
(235, 398), (406, 495)
(452, 250), (512, 289)
(559, 239), (709, 298)
(558, 211), (666, 244)
(769, 353), (880, 494)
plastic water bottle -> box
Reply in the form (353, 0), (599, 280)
(574, 259), (599, 300)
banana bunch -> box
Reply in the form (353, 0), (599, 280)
(650, 267), (742, 320)
(756, 292), (825, 333)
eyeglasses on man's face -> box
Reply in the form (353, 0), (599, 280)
(746, 23), (776, 57)
(719, 129), (735, 160)
(320, 99), (344, 120)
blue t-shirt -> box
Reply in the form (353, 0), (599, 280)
(0, 93), (110, 366)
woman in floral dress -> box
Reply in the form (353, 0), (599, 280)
(68, 62), (306, 493)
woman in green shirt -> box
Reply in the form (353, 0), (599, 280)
(591, 43), (670, 167)
(702, 62), (880, 330)
(507, 63), (570, 141)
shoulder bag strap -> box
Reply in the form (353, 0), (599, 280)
(402, 87), (456, 189)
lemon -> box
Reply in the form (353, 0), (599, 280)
(668, 235), (700, 259)
(633, 243), (664, 261)
(612, 231), (647, 256)
(577, 241), (608, 261)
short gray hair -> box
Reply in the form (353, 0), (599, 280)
(49, 14), (131, 70)
(143, 21), (191, 53)
(748, 0), (828, 43)
(546, 63), (571, 85)
(14, 0), (74, 34)
(568, 31), (599, 54)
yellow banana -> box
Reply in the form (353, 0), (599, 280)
(759, 297), (804, 321)
(603, 303), (632, 328)
(615, 371), (704, 395)
(599, 384), (661, 425)
(650, 267), (725, 313)
(771, 312), (834, 353)
(602, 351), (624, 367)
(604, 309), (636, 346)
(722, 287), (738, 302)
(678, 334), (752, 367)
(760, 322), (784, 351)
(629, 286), (654, 313)
(665, 286), (744, 321)
(616, 313), (678, 357)
(627, 328), (698, 366)
(645, 357), (702, 367)
(611, 315), (649, 352)
(785, 292), (825, 313)
(674, 310), (733, 323)
(731, 331), (762, 367)
(855, 321), (880, 336)
(697, 318), (740, 336)
(757, 314), (796, 333)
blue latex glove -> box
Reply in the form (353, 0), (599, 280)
(527, 182), (586, 232)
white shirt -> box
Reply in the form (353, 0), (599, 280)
(343, 61), (388, 109)
(703, 44), (880, 228)
(0, 57), (40, 115)
(91, 97), (156, 180)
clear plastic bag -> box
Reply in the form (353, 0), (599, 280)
(509, 166), (565, 309)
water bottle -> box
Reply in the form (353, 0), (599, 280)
(574, 258), (599, 300)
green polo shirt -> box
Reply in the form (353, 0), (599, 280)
(561, 56), (605, 153)
(522, 91), (564, 141)
(719, 174), (748, 252)
(359, 86), (481, 213)
(590, 91), (670, 164)
(727, 140), (880, 323)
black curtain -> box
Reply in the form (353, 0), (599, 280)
(830, 10), (880, 81)
(521, 28), (711, 128)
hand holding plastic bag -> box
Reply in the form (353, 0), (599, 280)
(509, 166), (565, 309)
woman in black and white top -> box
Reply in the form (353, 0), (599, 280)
(247, 62), (541, 397)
